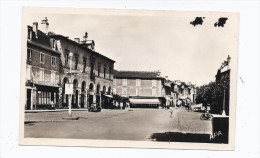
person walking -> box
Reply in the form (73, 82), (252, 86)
(169, 109), (173, 118)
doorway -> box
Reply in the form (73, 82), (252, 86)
(26, 89), (31, 110)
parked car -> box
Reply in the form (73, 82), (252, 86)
(88, 103), (101, 112)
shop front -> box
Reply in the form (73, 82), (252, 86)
(25, 81), (60, 110)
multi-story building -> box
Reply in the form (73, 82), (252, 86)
(171, 80), (196, 106)
(113, 70), (197, 108)
(25, 21), (61, 110)
(112, 70), (165, 108)
(215, 55), (231, 115)
(49, 32), (115, 109)
(25, 18), (115, 110)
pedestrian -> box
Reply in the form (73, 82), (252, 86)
(169, 109), (173, 118)
(120, 101), (123, 110)
(50, 101), (55, 109)
(116, 101), (119, 109)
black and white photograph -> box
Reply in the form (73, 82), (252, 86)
(19, 7), (239, 150)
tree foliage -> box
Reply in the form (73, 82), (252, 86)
(196, 77), (230, 114)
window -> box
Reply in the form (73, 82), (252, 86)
(74, 55), (78, 70)
(113, 79), (116, 86)
(51, 57), (56, 67)
(109, 66), (112, 79)
(152, 80), (157, 87)
(27, 49), (32, 59)
(136, 89), (139, 96)
(123, 79), (127, 86)
(104, 66), (106, 78)
(152, 89), (156, 96)
(83, 58), (87, 73)
(51, 71), (56, 83)
(40, 52), (45, 64)
(37, 91), (52, 105)
(113, 88), (116, 94)
(136, 79), (141, 87)
(122, 88), (127, 96)
(65, 51), (69, 66)
(28, 30), (32, 40)
(98, 64), (101, 76)
(90, 62), (94, 78)
(52, 39), (56, 50)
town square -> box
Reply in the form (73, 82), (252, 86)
(22, 10), (236, 145)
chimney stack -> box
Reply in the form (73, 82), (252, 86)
(41, 17), (49, 34)
(33, 22), (38, 38)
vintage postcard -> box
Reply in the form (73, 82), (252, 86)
(19, 7), (239, 150)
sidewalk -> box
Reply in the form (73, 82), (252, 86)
(25, 108), (88, 113)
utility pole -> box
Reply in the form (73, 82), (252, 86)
(68, 52), (73, 117)
(221, 89), (226, 116)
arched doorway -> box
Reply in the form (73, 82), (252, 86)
(108, 86), (111, 94)
(72, 79), (78, 108)
(96, 84), (100, 107)
(88, 83), (94, 106)
(103, 86), (106, 93)
(80, 81), (86, 108)
(62, 78), (69, 108)
(102, 85), (107, 108)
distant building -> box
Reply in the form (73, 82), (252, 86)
(112, 70), (164, 108)
(25, 21), (61, 110)
(171, 80), (196, 106)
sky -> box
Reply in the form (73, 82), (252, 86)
(25, 10), (238, 86)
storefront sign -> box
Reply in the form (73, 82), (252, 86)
(65, 83), (73, 94)
(36, 81), (58, 87)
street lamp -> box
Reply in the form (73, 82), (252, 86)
(68, 52), (73, 117)
(221, 80), (226, 116)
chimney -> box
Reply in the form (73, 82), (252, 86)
(74, 38), (80, 43)
(33, 22), (38, 38)
(41, 17), (49, 34)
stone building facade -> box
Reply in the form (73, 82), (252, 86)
(112, 70), (166, 107)
(25, 18), (115, 110)
(49, 33), (115, 109)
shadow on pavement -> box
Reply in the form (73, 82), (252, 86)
(149, 132), (211, 143)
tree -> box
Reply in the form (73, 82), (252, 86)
(196, 78), (230, 114)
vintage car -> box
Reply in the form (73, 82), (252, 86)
(88, 103), (101, 112)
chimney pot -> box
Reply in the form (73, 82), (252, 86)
(33, 22), (38, 37)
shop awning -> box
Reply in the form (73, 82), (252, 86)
(129, 98), (160, 105)
(179, 96), (186, 100)
(104, 94), (113, 98)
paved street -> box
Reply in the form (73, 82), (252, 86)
(24, 107), (212, 142)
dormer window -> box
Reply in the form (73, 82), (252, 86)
(28, 29), (32, 40)
(52, 39), (56, 50)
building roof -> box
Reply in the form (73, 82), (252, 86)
(113, 70), (163, 79)
(48, 33), (115, 63)
(27, 26), (61, 55)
